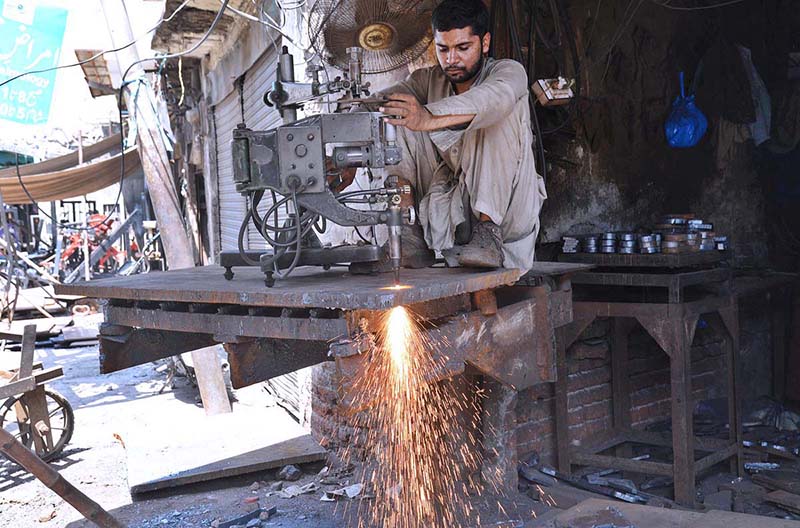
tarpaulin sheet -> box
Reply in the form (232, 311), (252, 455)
(0, 134), (141, 204)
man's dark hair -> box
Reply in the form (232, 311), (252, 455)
(431, 0), (490, 38)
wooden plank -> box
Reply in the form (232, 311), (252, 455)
(17, 325), (36, 380)
(700, 510), (800, 528)
(0, 376), (37, 399)
(552, 499), (799, 528)
(0, 316), (73, 340)
(22, 386), (54, 455)
(766, 490), (800, 515)
(125, 406), (326, 494)
(190, 345), (232, 415)
(56, 265), (524, 310)
(570, 452), (674, 477)
(695, 444), (738, 473)
(32, 367), (64, 386)
(753, 473), (800, 495)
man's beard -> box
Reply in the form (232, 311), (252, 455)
(443, 54), (484, 84)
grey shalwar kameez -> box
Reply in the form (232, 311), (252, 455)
(386, 57), (547, 271)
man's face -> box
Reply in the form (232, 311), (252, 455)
(434, 26), (491, 84)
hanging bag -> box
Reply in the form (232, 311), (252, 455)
(665, 72), (708, 148)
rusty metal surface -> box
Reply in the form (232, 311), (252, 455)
(56, 265), (524, 310)
(98, 327), (216, 373)
(559, 251), (723, 268)
(105, 305), (348, 341)
(428, 290), (557, 390)
(224, 339), (331, 389)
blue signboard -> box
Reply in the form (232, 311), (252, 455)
(0, 1), (68, 125)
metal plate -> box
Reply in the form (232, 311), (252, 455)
(56, 265), (524, 310)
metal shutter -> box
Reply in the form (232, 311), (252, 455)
(242, 50), (285, 250)
(214, 87), (247, 251)
(214, 47), (283, 252)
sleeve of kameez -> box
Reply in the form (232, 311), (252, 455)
(424, 60), (528, 130)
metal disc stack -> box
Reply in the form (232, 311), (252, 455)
(639, 234), (659, 254)
(618, 233), (637, 254)
(562, 236), (580, 254)
(687, 219), (716, 251)
(601, 233), (617, 253)
(656, 215), (692, 254)
(583, 235), (599, 253)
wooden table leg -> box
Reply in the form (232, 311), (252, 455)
(770, 290), (789, 401)
(22, 386), (54, 456)
(612, 318), (635, 460)
(669, 316), (698, 507)
(719, 305), (743, 476)
(191, 345), (232, 415)
(638, 313), (699, 507)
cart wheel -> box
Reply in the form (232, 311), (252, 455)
(0, 389), (75, 462)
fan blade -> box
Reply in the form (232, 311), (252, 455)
(354, 0), (389, 26)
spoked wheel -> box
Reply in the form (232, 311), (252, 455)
(0, 389), (75, 462)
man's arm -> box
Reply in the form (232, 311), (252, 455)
(425, 60), (529, 131)
(380, 93), (474, 131)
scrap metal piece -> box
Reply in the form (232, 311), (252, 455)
(98, 325), (215, 373)
(224, 338), (331, 389)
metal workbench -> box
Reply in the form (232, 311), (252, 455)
(555, 251), (740, 507)
(56, 263), (592, 391)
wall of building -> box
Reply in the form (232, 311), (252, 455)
(307, 0), (796, 468)
(533, 0), (798, 269)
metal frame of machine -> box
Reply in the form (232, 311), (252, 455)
(223, 46), (410, 286)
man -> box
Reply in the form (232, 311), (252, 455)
(378, 0), (547, 270)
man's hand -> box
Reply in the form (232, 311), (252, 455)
(380, 93), (436, 132)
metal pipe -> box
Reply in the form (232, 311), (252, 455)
(387, 204), (402, 285)
(279, 46), (297, 123)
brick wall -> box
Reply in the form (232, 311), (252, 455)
(311, 309), (770, 468)
(515, 318), (734, 465)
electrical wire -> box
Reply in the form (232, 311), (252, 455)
(240, 185), (392, 277)
(0, 0), (193, 90)
(9, 0), (199, 233)
(649, 0), (750, 10)
(601, 0), (646, 80)
(121, 0), (231, 86)
(217, 0), (297, 44)
(177, 56), (185, 106)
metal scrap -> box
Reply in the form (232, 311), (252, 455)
(320, 483), (364, 501)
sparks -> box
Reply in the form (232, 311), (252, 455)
(341, 306), (484, 528)
(380, 284), (413, 291)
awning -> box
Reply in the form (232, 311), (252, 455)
(0, 134), (141, 205)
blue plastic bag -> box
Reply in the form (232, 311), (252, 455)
(665, 72), (708, 148)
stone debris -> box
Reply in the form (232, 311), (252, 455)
(278, 465), (302, 482)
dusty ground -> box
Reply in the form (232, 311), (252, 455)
(0, 341), (549, 528)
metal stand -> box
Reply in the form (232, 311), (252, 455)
(553, 265), (742, 507)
